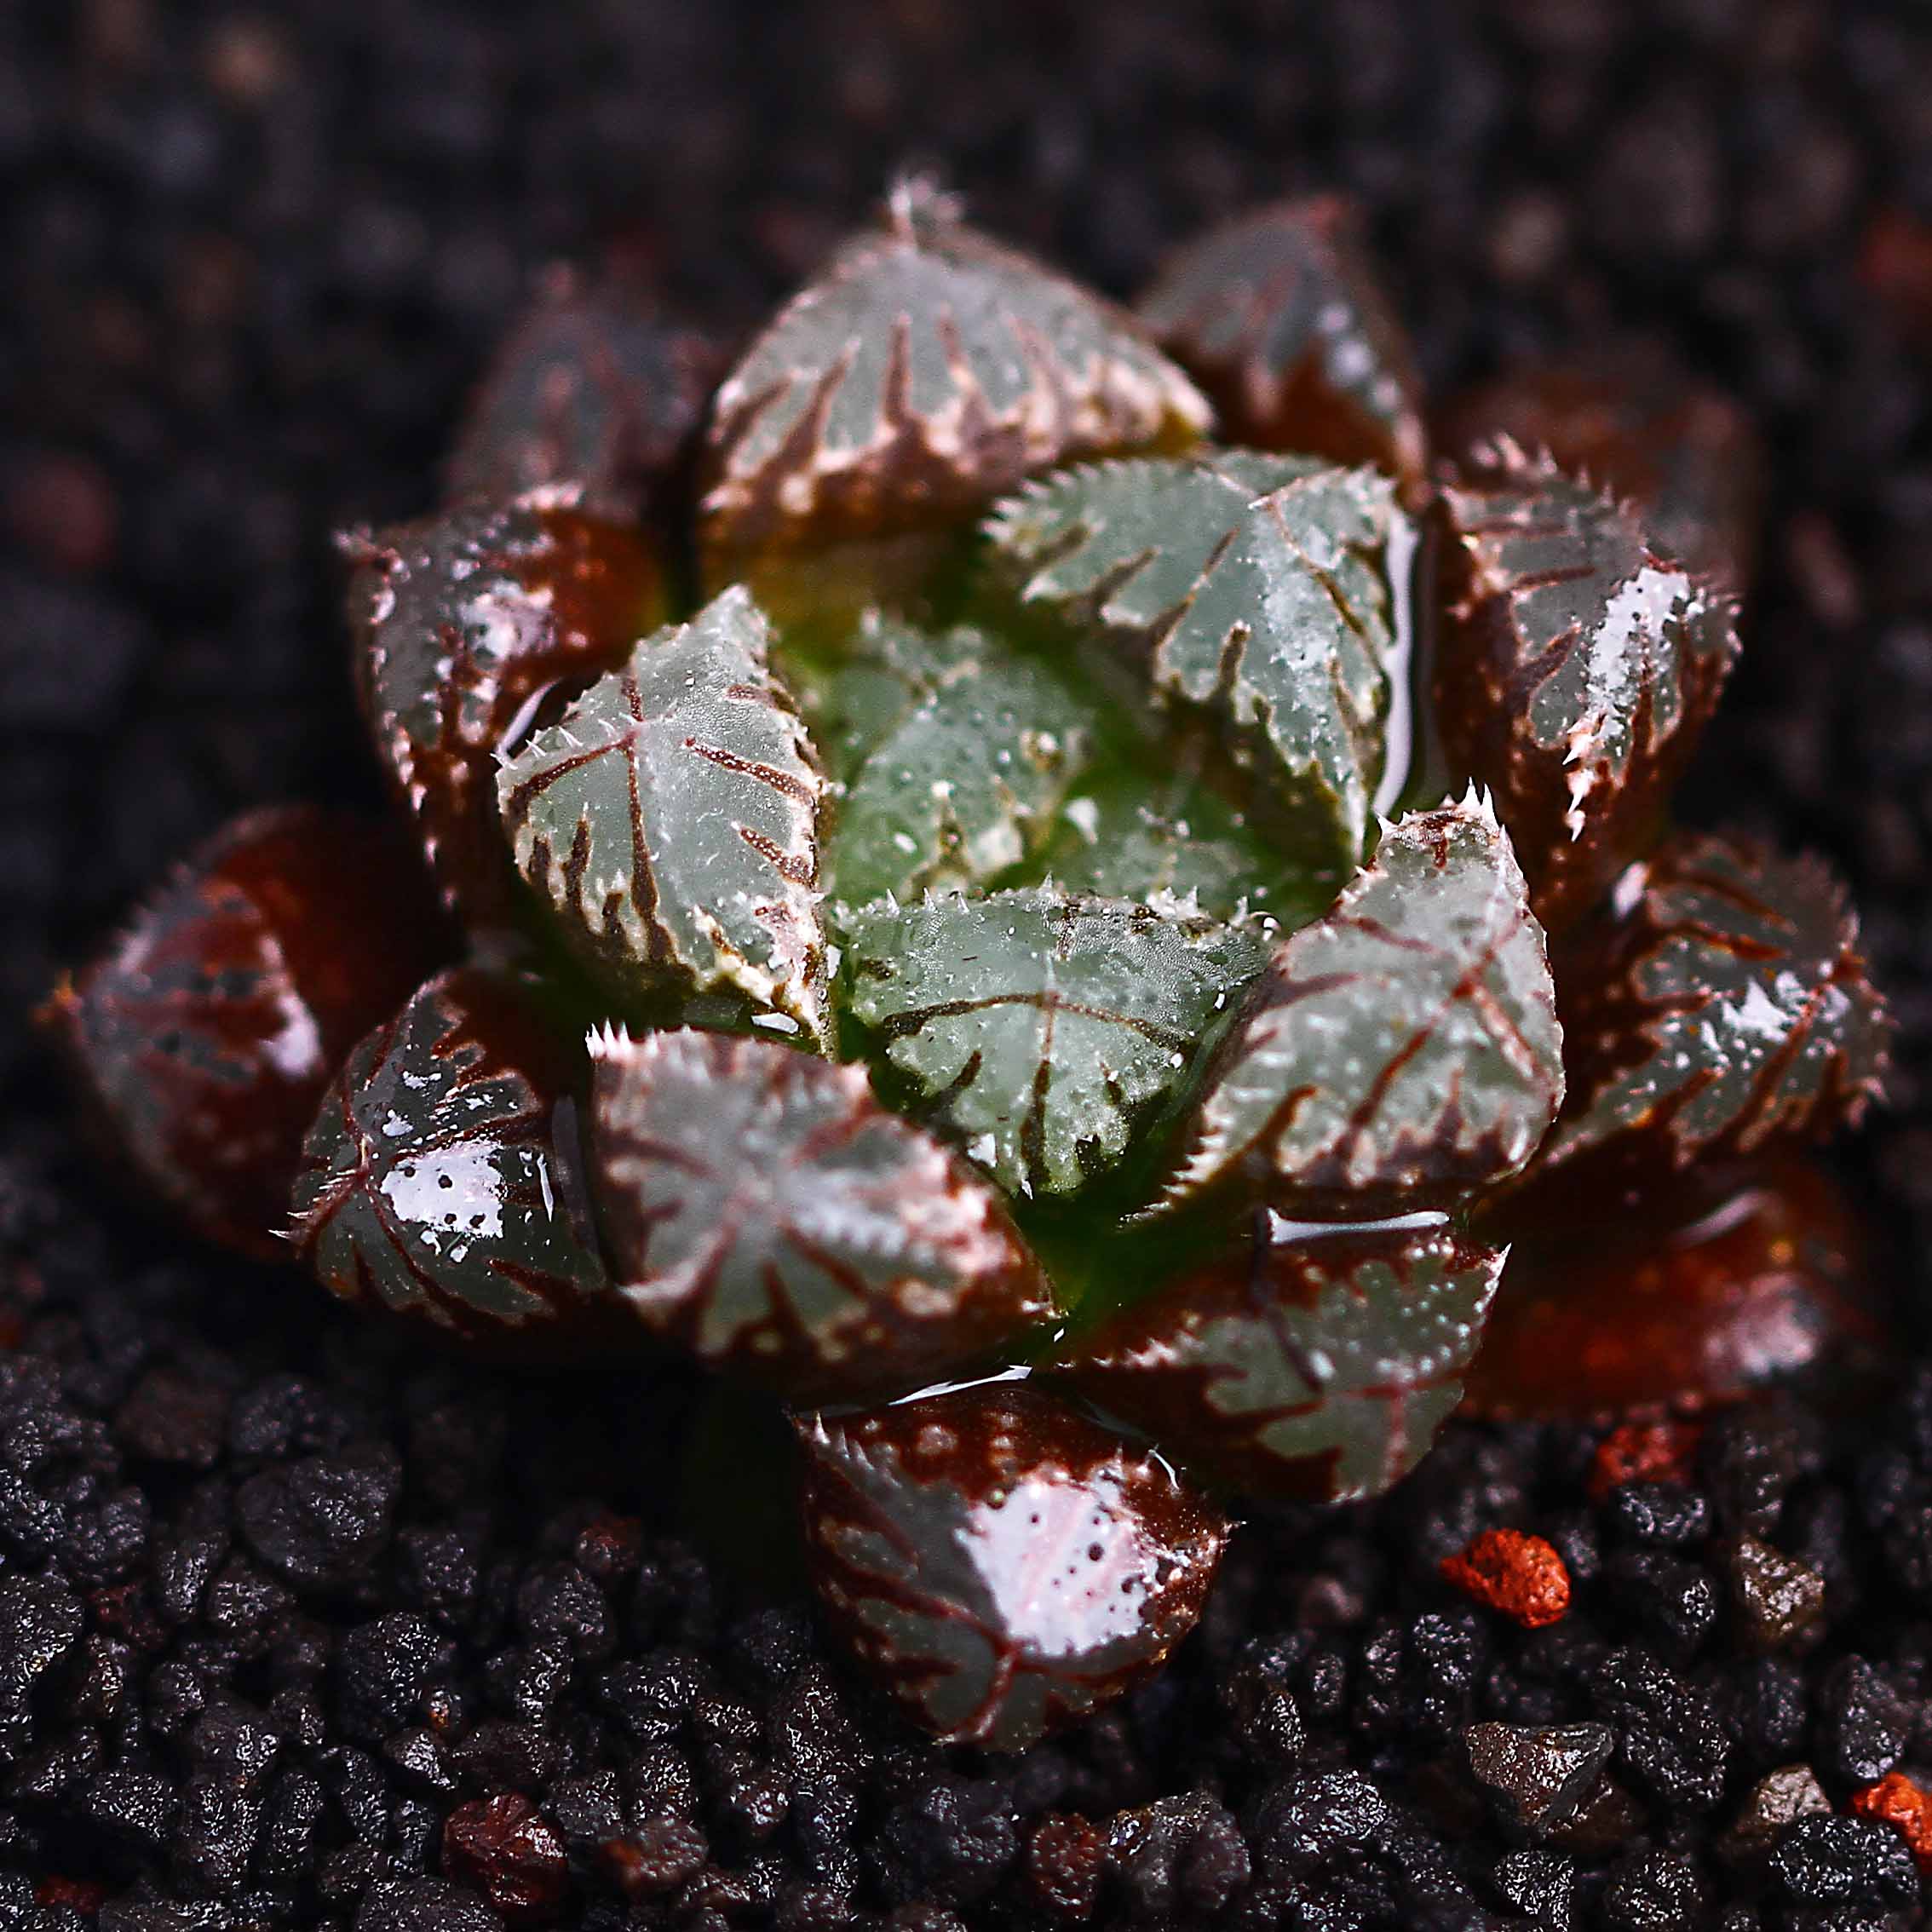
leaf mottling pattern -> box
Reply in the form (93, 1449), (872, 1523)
(988, 451), (1409, 876)
(1541, 834), (1891, 1174)
(1053, 1222), (1504, 1502)
(344, 490), (664, 923)
(587, 1027), (1055, 1400)
(289, 969), (612, 1342)
(818, 622), (1095, 905)
(1436, 447), (1739, 929)
(1137, 193), (1429, 482)
(839, 888), (1270, 1199)
(699, 183), (1209, 573)
(796, 1383), (1228, 1752)
(1168, 796), (1564, 1210)
(497, 585), (829, 1043)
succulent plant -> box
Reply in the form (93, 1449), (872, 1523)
(55, 184), (1895, 1751)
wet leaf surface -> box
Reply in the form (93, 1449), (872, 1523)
(1542, 834), (1890, 1175)
(345, 491), (666, 923)
(1052, 1218), (1504, 1502)
(1167, 796), (1564, 1211)
(1435, 449), (1739, 929)
(1138, 193), (1428, 482)
(290, 968), (614, 1347)
(796, 1383), (1228, 1751)
(45, 808), (444, 1261)
(498, 586), (829, 1042)
(1466, 1158), (1888, 1419)
(817, 622), (1095, 904)
(587, 1027), (1055, 1400)
(838, 888), (1269, 1199)
(989, 451), (1411, 875)
(700, 182), (1208, 578)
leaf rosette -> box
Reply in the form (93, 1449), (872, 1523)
(51, 179), (1904, 1757)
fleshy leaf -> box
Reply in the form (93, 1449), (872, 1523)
(1034, 764), (1322, 926)
(1137, 193), (1428, 482)
(497, 585), (830, 1043)
(796, 1383), (1228, 1751)
(445, 266), (716, 515)
(1053, 1220), (1504, 1502)
(345, 491), (666, 923)
(825, 631), (1094, 904)
(586, 1027), (1055, 1400)
(785, 612), (986, 787)
(1538, 834), (1891, 1175)
(1435, 448), (1739, 930)
(700, 181), (1209, 582)
(988, 451), (1411, 875)
(1466, 1158), (1885, 1419)
(1166, 796), (1565, 1210)
(839, 888), (1269, 1199)
(1436, 351), (1762, 595)
(43, 808), (444, 1262)
(289, 969), (614, 1347)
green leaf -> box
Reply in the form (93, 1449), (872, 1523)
(839, 888), (1270, 1199)
(1033, 763), (1324, 926)
(1542, 834), (1891, 1173)
(1436, 448), (1739, 929)
(987, 451), (1412, 874)
(825, 642), (1094, 906)
(785, 612), (986, 787)
(1136, 194), (1429, 482)
(289, 969), (612, 1341)
(587, 1027), (1055, 1400)
(1167, 794), (1565, 1210)
(497, 585), (830, 1044)
(699, 181), (1210, 573)
(1052, 1220), (1504, 1502)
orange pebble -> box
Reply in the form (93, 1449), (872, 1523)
(1440, 1528), (1572, 1629)
(1589, 1420), (1703, 1500)
(1849, 1772), (1932, 1874)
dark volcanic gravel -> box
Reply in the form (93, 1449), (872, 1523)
(5, 0), (1932, 1925)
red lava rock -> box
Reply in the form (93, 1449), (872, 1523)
(1026, 1812), (1106, 1923)
(1849, 1772), (1932, 1875)
(1590, 1421), (1703, 1500)
(1441, 1529), (1573, 1629)
(600, 1814), (709, 1897)
(442, 1793), (569, 1922)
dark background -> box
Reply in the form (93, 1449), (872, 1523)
(6, 2), (1932, 1923)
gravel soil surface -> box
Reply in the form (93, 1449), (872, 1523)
(5, 2), (1932, 1925)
